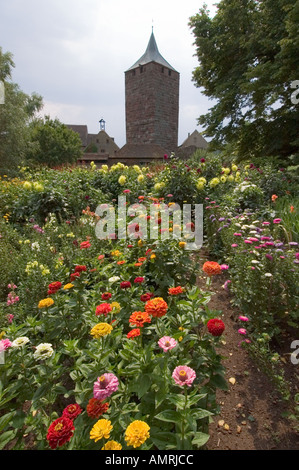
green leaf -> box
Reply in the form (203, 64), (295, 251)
(0, 430), (17, 450)
(151, 432), (178, 450)
(192, 431), (210, 448)
(155, 409), (182, 424)
(0, 412), (15, 432)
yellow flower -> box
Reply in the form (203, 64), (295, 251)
(137, 174), (145, 183)
(63, 283), (74, 290)
(209, 177), (220, 188)
(33, 182), (44, 191)
(150, 253), (156, 259)
(0, 331), (6, 340)
(101, 164), (108, 172)
(101, 440), (122, 450)
(38, 298), (54, 309)
(124, 420), (150, 448)
(138, 240), (143, 247)
(90, 323), (113, 339)
(23, 181), (32, 190)
(111, 302), (121, 313)
(179, 241), (186, 249)
(220, 175), (227, 183)
(231, 164), (238, 172)
(118, 175), (126, 185)
(179, 336), (183, 342)
(90, 419), (113, 442)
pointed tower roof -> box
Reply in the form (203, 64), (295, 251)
(126, 30), (177, 72)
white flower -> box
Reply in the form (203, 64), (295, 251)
(251, 260), (260, 264)
(12, 337), (30, 348)
(31, 242), (40, 251)
(108, 276), (120, 284)
(265, 273), (273, 277)
(33, 343), (54, 360)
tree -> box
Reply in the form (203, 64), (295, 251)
(189, 0), (299, 162)
(0, 47), (43, 174)
(26, 116), (83, 167)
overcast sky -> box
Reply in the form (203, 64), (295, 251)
(1, 0), (218, 148)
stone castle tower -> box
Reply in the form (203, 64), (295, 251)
(124, 30), (180, 156)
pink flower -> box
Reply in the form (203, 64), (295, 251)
(0, 339), (12, 351)
(220, 264), (229, 270)
(123, 189), (131, 193)
(223, 280), (231, 290)
(231, 244), (238, 248)
(238, 315), (249, 322)
(7, 314), (14, 323)
(234, 233), (242, 236)
(172, 365), (196, 387)
(93, 373), (119, 400)
(273, 218), (281, 224)
(158, 336), (177, 352)
(238, 328), (247, 335)
(262, 222), (270, 225)
(244, 240), (253, 244)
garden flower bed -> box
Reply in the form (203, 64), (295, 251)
(0, 155), (298, 450)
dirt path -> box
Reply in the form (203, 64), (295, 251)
(197, 274), (299, 450)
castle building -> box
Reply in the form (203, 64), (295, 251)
(115, 30), (180, 164)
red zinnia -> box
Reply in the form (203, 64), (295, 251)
(127, 328), (141, 339)
(95, 303), (112, 316)
(46, 417), (75, 450)
(134, 276), (145, 284)
(101, 292), (112, 300)
(86, 398), (109, 419)
(207, 318), (225, 337)
(48, 281), (62, 295)
(62, 403), (82, 420)
(140, 293), (154, 302)
(74, 265), (87, 273)
(70, 272), (80, 281)
(80, 241), (91, 249)
(120, 281), (131, 289)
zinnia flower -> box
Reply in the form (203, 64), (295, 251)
(47, 281), (62, 295)
(63, 283), (74, 290)
(95, 303), (112, 317)
(70, 272), (80, 281)
(172, 365), (196, 387)
(93, 373), (119, 400)
(38, 298), (54, 309)
(46, 417), (75, 449)
(101, 440), (122, 450)
(145, 297), (168, 318)
(111, 301), (121, 313)
(202, 261), (222, 276)
(239, 315), (249, 322)
(62, 404), (82, 420)
(11, 337), (30, 348)
(124, 420), (150, 448)
(90, 323), (113, 338)
(127, 328), (141, 339)
(238, 328), (247, 335)
(129, 311), (151, 327)
(80, 240), (91, 249)
(101, 292), (112, 300)
(120, 281), (131, 289)
(90, 419), (113, 442)
(158, 336), (177, 352)
(134, 276), (145, 284)
(86, 398), (109, 419)
(168, 286), (184, 295)
(207, 318), (225, 337)
(0, 338), (12, 351)
(33, 343), (54, 360)
(140, 293), (153, 302)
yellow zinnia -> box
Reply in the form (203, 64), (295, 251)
(179, 241), (186, 249)
(111, 302), (121, 313)
(124, 420), (150, 448)
(63, 283), (74, 290)
(38, 298), (54, 309)
(90, 323), (113, 339)
(90, 419), (113, 442)
(101, 440), (122, 450)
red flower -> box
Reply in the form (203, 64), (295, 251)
(95, 303), (112, 316)
(48, 281), (62, 295)
(101, 292), (112, 300)
(145, 297), (168, 318)
(120, 281), (131, 289)
(129, 311), (151, 327)
(70, 272), (80, 281)
(168, 286), (184, 295)
(80, 241), (91, 249)
(127, 328), (141, 339)
(134, 276), (145, 284)
(207, 318), (225, 337)
(140, 293), (154, 302)
(62, 403), (82, 420)
(46, 417), (75, 449)
(86, 398), (109, 419)
(74, 265), (87, 273)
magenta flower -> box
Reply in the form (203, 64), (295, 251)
(0, 338), (12, 351)
(238, 328), (247, 335)
(172, 365), (196, 387)
(93, 373), (119, 400)
(273, 218), (281, 224)
(238, 315), (249, 322)
(158, 336), (177, 352)
(223, 280), (231, 290)
(220, 264), (229, 270)
(231, 243), (238, 248)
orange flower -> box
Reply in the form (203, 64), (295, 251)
(168, 286), (184, 295)
(145, 297), (168, 318)
(86, 398), (109, 419)
(138, 257), (147, 263)
(129, 311), (151, 327)
(117, 260), (126, 265)
(271, 194), (278, 202)
(134, 262), (143, 267)
(127, 328), (141, 339)
(290, 205), (295, 213)
(202, 261), (222, 276)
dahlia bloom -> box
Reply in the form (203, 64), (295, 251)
(90, 419), (113, 442)
(129, 311), (151, 327)
(202, 261), (222, 276)
(158, 336), (177, 352)
(207, 318), (225, 337)
(172, 365), (196, 387)
(125, 420), (150, 448)
(145, 297), (168, 318)
(46, 417), (75, 449)
(86, 398), (109, 419)
(62, 403), (82, 420)
(93, 373), (119, 400)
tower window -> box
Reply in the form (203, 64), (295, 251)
(132, 70), (136, 76)
(140, 66), (144, 73)
(161, 67), (164, 73)
(168, 70), (172, 76)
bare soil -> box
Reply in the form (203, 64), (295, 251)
(198, 274), (299, 451)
